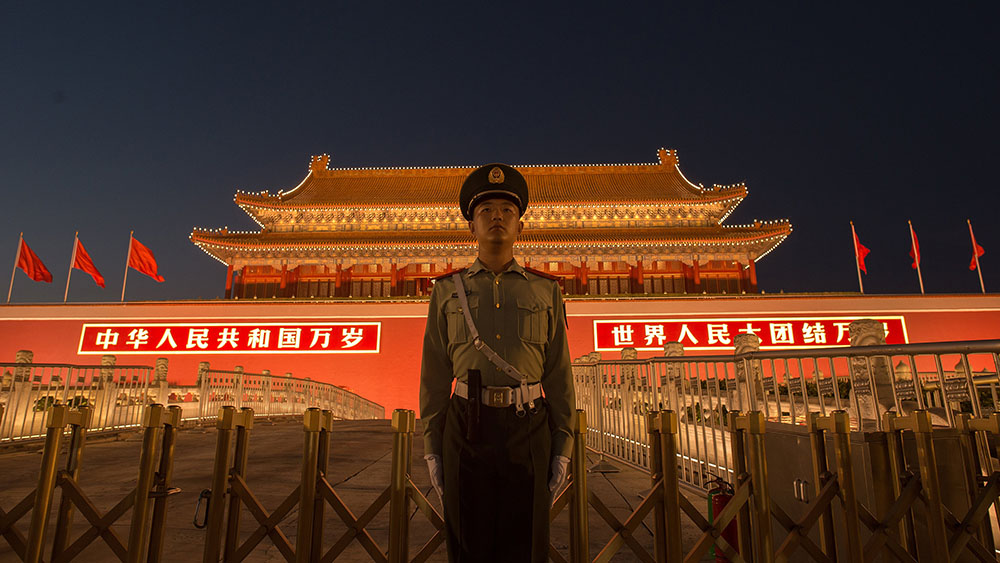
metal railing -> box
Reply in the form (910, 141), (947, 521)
(0, 362), (151, 443)
(195, 366), (385, 422)
(574, 338), (1000, 489)
(1, 358), (385, 444)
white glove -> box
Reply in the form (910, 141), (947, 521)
(424, 454), (444, 500)
(548, 455), (571, 492)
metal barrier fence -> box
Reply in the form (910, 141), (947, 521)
(195, 365), (385, 422)
(6, 404), (997, 562)
(1, 354), (384, 444)
(0, 361), (151, 443)
(574, 337), (1000, 490)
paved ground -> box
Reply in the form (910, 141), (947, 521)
(0, 418), (714, 562)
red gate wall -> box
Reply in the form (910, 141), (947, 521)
(2, 294), (999, 415)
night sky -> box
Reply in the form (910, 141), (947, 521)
(3, 3), (998, 303)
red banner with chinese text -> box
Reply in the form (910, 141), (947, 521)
(78, 322), (380, 354)
(593, 317), (907, 352)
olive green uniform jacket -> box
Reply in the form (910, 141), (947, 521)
(419, 258), (576, 458)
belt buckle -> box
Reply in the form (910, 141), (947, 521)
(490, 389), (507, 407)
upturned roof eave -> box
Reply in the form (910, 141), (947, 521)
(190, 223), (791, 251)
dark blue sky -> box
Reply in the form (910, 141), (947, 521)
(2, 3), (998, 302)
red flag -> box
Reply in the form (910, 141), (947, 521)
(909, 224), (920, 269)
(128, 237), (165, 282)
(16, 238), (52, 283)
(971, 245), (985, 270)
(853, 230), (870, 274)
(73, 238), (105, 287)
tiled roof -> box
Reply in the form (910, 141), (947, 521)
(233, 151), (746, 209)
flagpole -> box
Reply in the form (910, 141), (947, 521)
(851, 221), (864, 294)
(64, 232), (79, 303)
(7, 232), (23, 304)
(970, 219), (985, 294)
(909, 220), (925, 294)
(120, 231), (134, 302)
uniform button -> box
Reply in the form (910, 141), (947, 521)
(495, 303), (500, 309)
(495, 334), (501, 340)
(494, 279), (500, 285)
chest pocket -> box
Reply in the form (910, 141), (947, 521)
(517, 297), (550, 344)
(445, 294), (478, 344)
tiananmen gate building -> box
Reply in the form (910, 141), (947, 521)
(190, 149), (792, 299)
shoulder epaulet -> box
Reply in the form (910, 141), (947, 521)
(523, 266), (560, 281)
(431, 267), (466, 282)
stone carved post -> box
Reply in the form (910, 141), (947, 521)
(14, 349), (33, 382)
(662, 342), (684, 411)
(197, 361), (211, 420)
(620, 348), (639, 430)
(154, 358), (168, 383)
(621, 347), (638, 384)
(733, 334), (761, 413)
(233, 366), (245, 410)
(154, 357), (169, 405)
(949, 358), (974, 414)
(95, 355), (118, 429)
(4, 350), (35, 439)
(284, 372), (294, 416)
(892, 360), (916, 413)
(848, 319), (894, 427)
(261, 369), (273, 417)
(586, 351), (602, 386)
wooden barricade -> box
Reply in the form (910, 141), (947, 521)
(0, 403), (181, 563)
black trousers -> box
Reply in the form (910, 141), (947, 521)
(442, 395), (551, 563)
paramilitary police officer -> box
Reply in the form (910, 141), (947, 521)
(420, 163), (575, 563)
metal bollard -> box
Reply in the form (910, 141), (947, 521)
(569, 409), (590, 563)
(736, 412), (773, 563)
(899, 410), (949, 562)
(202, 406), (238, 563)
(388, 409), (415, 563)
(646, 411), (667, 560)
(50, 406), (92, 560)
(816, 410), (861, 562)
(127, 404), (167, 563)
(147, 405), (182, 563)
(806, 412), (837, 559)
(223, 407), (254, 561)
(728, 412), (752, 559)
(657, 411), (682, 563)
(25, 406), (82, 563)
(311, 410), (334, 558)
(955, 413), (1000, 556)
(882, 411), (917, 556)
(296, 407), (323, 563)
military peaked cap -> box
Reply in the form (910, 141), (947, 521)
(459, 163), (529, 221)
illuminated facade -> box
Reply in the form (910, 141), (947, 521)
(190, 149), (791, 299)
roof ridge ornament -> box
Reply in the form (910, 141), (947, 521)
(310, 154), (331, 172)
(657, 148), (678, 167)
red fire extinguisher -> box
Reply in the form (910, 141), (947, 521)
(707, 475), (738, 563)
